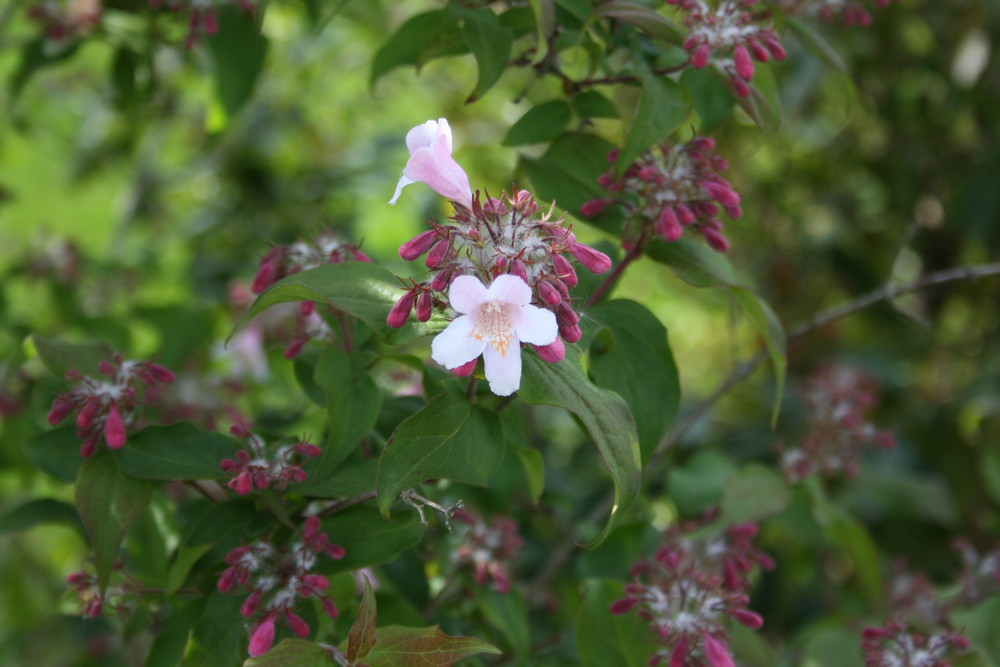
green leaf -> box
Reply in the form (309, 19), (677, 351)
(667, 450), (738, 516)
(573, 90), (619, 119)
(205, 6), (269, 120)
(31, 335), (113, 379)
(588, 299), (679, 463)
(615, 76), (689, 176)
(575, 580), (651, 667)
(376, 394), (505, 517)
(8, 38), (80, 100)
(181, 499), (265, 547)
(646, 239), (786, 422)
(503, 101), (572, 146)
(681, 66), (734, 133)
(520, 132), (617, 212)
(370, 10), (464, 85)
(244, 640), (333, 667)
(165, 544), (212, 596)
(75, 454), (153, 593)
(786, 18), (848, 72)
(594, 2), (685, 43)
(319, 505), (424, 575)
(364, 625), (501, 666)
(519, 347), (641, 548)
(348, 577), (378, 662)
(477, 588), (530, 662)
(294, 457), (377, 497)
(188, 592), (244, 667)
(528, 0), (556, 64)
(461, 7), (513, 102)
(720, 464), (792, 525)
(515, 447), (545, 504)
(0, 499), (85, 538)
(22, 427), (83, 482)
(315, 348), (382, 470)
(113, 424), (233, 481)
(237, 262), (445, 346)
(145, 601), (202, 667)
(952, 598), (1000, 664)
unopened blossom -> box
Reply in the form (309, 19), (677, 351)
(953, 538), (1000, 607)
(217, 516), (345, 657)
(26, 0), (101, 44)
(583, 139), (742, 252)
(774, 0), (899, 27)
(430, 275), (557, 396)
(220, 423), (320, 495)
(47, 355), (175, 457)
(66, 565), (140, 618)
(149, 0), (256, 47)
(779, 365), (895, 483)
(861, 621), (969, 667)
(389, 118), (473, 208)
(451, 509), (524, 594)
(251, 231), (369, 358)
(667, 0), (786, 97)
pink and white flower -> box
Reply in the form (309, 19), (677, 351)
(389, 118), (473, 208)
(431, 274), (557, 396)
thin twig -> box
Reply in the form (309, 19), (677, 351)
(317, 490), (377, 518)
(585, 242), (646, 309)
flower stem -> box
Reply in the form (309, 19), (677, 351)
(585, 242), (646, 309)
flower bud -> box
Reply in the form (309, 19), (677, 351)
(609, 598), (640, 615)
(300, 301), (315, 317)
(398, 230), (439, 261)
(730, 75), (751, 98)
(702, 633), (735, 667)
(285, 612), (310, 638)
(143, 363), (175, 383)
(580, 199), (610, 218)
(703, 228), (731, 252)
(569, 243), (612, 274)
(76, 399), (100, 430)
(386, 290), (417, 328)
(510, 259), (528, 283)
(451, 359), (478, 377)
(47, 397), (75, 425)
(559, 323), (582, 344)
(537, 280), (562, 306)
(746, 38), (770, 62)
(104, 404), (127, 450)
(425, 238), (451, 269)
(701, 180), (741, 208)
(80, 433), (100, 458)
(416, 290), (433, 322)
(534, 338), (565, 364)
(692, 43), (711, 68)
(733, 43), (754, 80)
(552, 254), (578, 287)
(248, 615), (276, 658)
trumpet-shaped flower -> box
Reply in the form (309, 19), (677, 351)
(431, 275), (557, 396)
(389, 119), (473, 208)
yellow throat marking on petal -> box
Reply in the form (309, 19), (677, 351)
(472, 301), (514, 358)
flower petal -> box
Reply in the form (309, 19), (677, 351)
(402, 147), (472, 207)
(388, 175), (417, 205)
(406, 120), (442, 153)
(514, 304), (557, 346)
(448, 275), (489, 314)
(482, 344), (522, 396)
(487, 274), (532, 307)
(431, 316), (485, 369)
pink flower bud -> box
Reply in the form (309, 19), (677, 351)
(690, 136), (715, 151)
(733, 43), (754, 80)
(702, 633), (735, 667)
(534, 338), (565, 364)
(387, 291), (417, 328)
(98, 361), (115, 377)
(537, 281), (562, 306)
(732, 609), (764, 629)
(425, 238), (451, 269)
(560, 323), (582, 344)
(217, 568), (236, 592)
(285, 612), (310, 638)
(325, 544), (346, 559)
(47, 397), (75, 425)
(254, 470), (269, 490)
(416, 290), (433, 322)
(552, 254), (578, 287)
(296, 443), (321, 458)
(703, 228), (731, 252)
(320, 596), (339, 618)
(240, 591), (260, 617)
(609, 598), (640, 614)
(746, 38), (770, 62)
(202, 9), (218, 35)
(451, 359), (478, 377)
(76, 400), (99, 430)
(398, 229), (439, 261)
(692, 43), (711, 68)
(580, 199), (611, 218)
(80, 433), (100, 458)
(730, 75), (751, 98)
(231, 471), (254, 495)
(284, 338), (306, 360)
(143, 363), (175, 383)
(510, 259), (528, 283)
(556, 302), (580, 327)
(657, 206), (683, 241)
(302, 574), (329, 591)
(763, 36), (786, 61)
(569, 243), (612, 274)
(701, 180), (741, 208)
(669, 636), (689, 667)
(300, 301), (315, 317)
(248, 615), (276, 657)
(104, 405), (127, 450)
(431, 268), (453, 291)
(304, 515), (321, 539)
(861, 627), (889, 640)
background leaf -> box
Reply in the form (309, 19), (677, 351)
(503, 101), (572, 146)
(206, 7), (269, 120)
(615, 76), (689, 176)
(113, 423), (234, 481)
(575, 579), (651, 667)
(318, 505), (424, 575)
(461, 7), (513, 102)
(363, 625), (500, 666)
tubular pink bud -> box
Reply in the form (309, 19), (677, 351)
(510, 259), (528, 283)
(296, 443), (321, 458)
(569, 243), (612, 274)
(609, 598), (640, 615)
(302, 574), (329, 591)
(240, 591), (260, 617)
(580, 198), (611, 218)
(692, 43), (711, 68)
(320, 597), (339, 619)
(248, 615), (276, 657)
(552, 254), (578, 287)
(76, 400), (99, 430)
(285, 612), (310, 638)
(556, 303), (580, 327)
(104, 405), (127, 450)
(763, 36), (786, 61)
(416, 290), (433, 322)
(300, 301), (315, 317)
(304, 515), (321, 539)
(747, 38), (770, 62)
(254, 470), (269, 490)
(534, 338), (565, 364)
(80, 433), (100, 458)
(217, 568), (236, 592)
(143, 363), (175, 383)
(232, 471), (253, 495)
(284, 338), (306, 360)
(98, 361), (115, 377)
(733, 43), (754, 80)
(703, 228), (731, 252)
(425, 238), (451, 269)
(657, 206), (683, 241)
(690, 136), (716, 151)
(675, 203), (696, 226)
(431, 268), (453, 291)
(398, 229), (439, 261)
(537, 281), (562, 306)
(387, 291), (417, 328)
(730, 75), (751, 98)
(669, 636), (689, 667)
(732, 609), (764, 629)
(702, 180), (741, 207)
(702, 633), (735, 667)
(324, 544), (346, 559)
(451, 359), (478, 377)
(560, 323), (582, 344)
(47, 397), (75, 425)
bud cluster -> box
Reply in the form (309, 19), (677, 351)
(610, 514), (770, 665)
(451, 509), (524, 594)
(667, 0), (786, 97)
(220, 423), (321, 495)
(861, 621), (969, 667)
(780, 365), (896, 483)
(953, 539), (1000, 608)
(66, 566), (140, 618)
(582, 140), (742, 253)
(388, 189), (611, 357)
(149, 0), (256, 48)
(775, 0), (898, 27)
(217, 516), (345, 658)
(26, 0), (101, 44)
(251, 231), (370, 359)
(47, 355), (175, 457)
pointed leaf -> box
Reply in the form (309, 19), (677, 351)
(575, 580), (650, 667)
(503, 101), (572, 146)
(376, 394), (505, 516)
(348, 577), (378, 662)
(236, 263), (446, 345)
(786, 17), (848, 72)
(314, 347), (382, 470)
(364, 625), (500, 666)
(615, 75), (689, 176)
(720, 464), (792, 525)
(31, 336), (113, 379)
(461, 7), (513, 102)
(206, 6), (269, 119)
(0, 498), (85, 538)
(515, 447), (545, 504)
(519, 347), (641, 548)
(21, 426), (82, 482)
(520, 132), (617, 212)
(75, 454), (153, 593)
(371, 10), (465, 85)
(681, 66), (734, 133)
(595, 2), (685, 43)
(113, 423), (234, 481)
(319, 505), (424, 575)
(244, 639), (333, 667)
(573, 90), (619, 119)
(188, 592), (244, 667)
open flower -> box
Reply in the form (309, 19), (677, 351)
(389, 118), (473, 208)
(431, 275), (557, 396)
